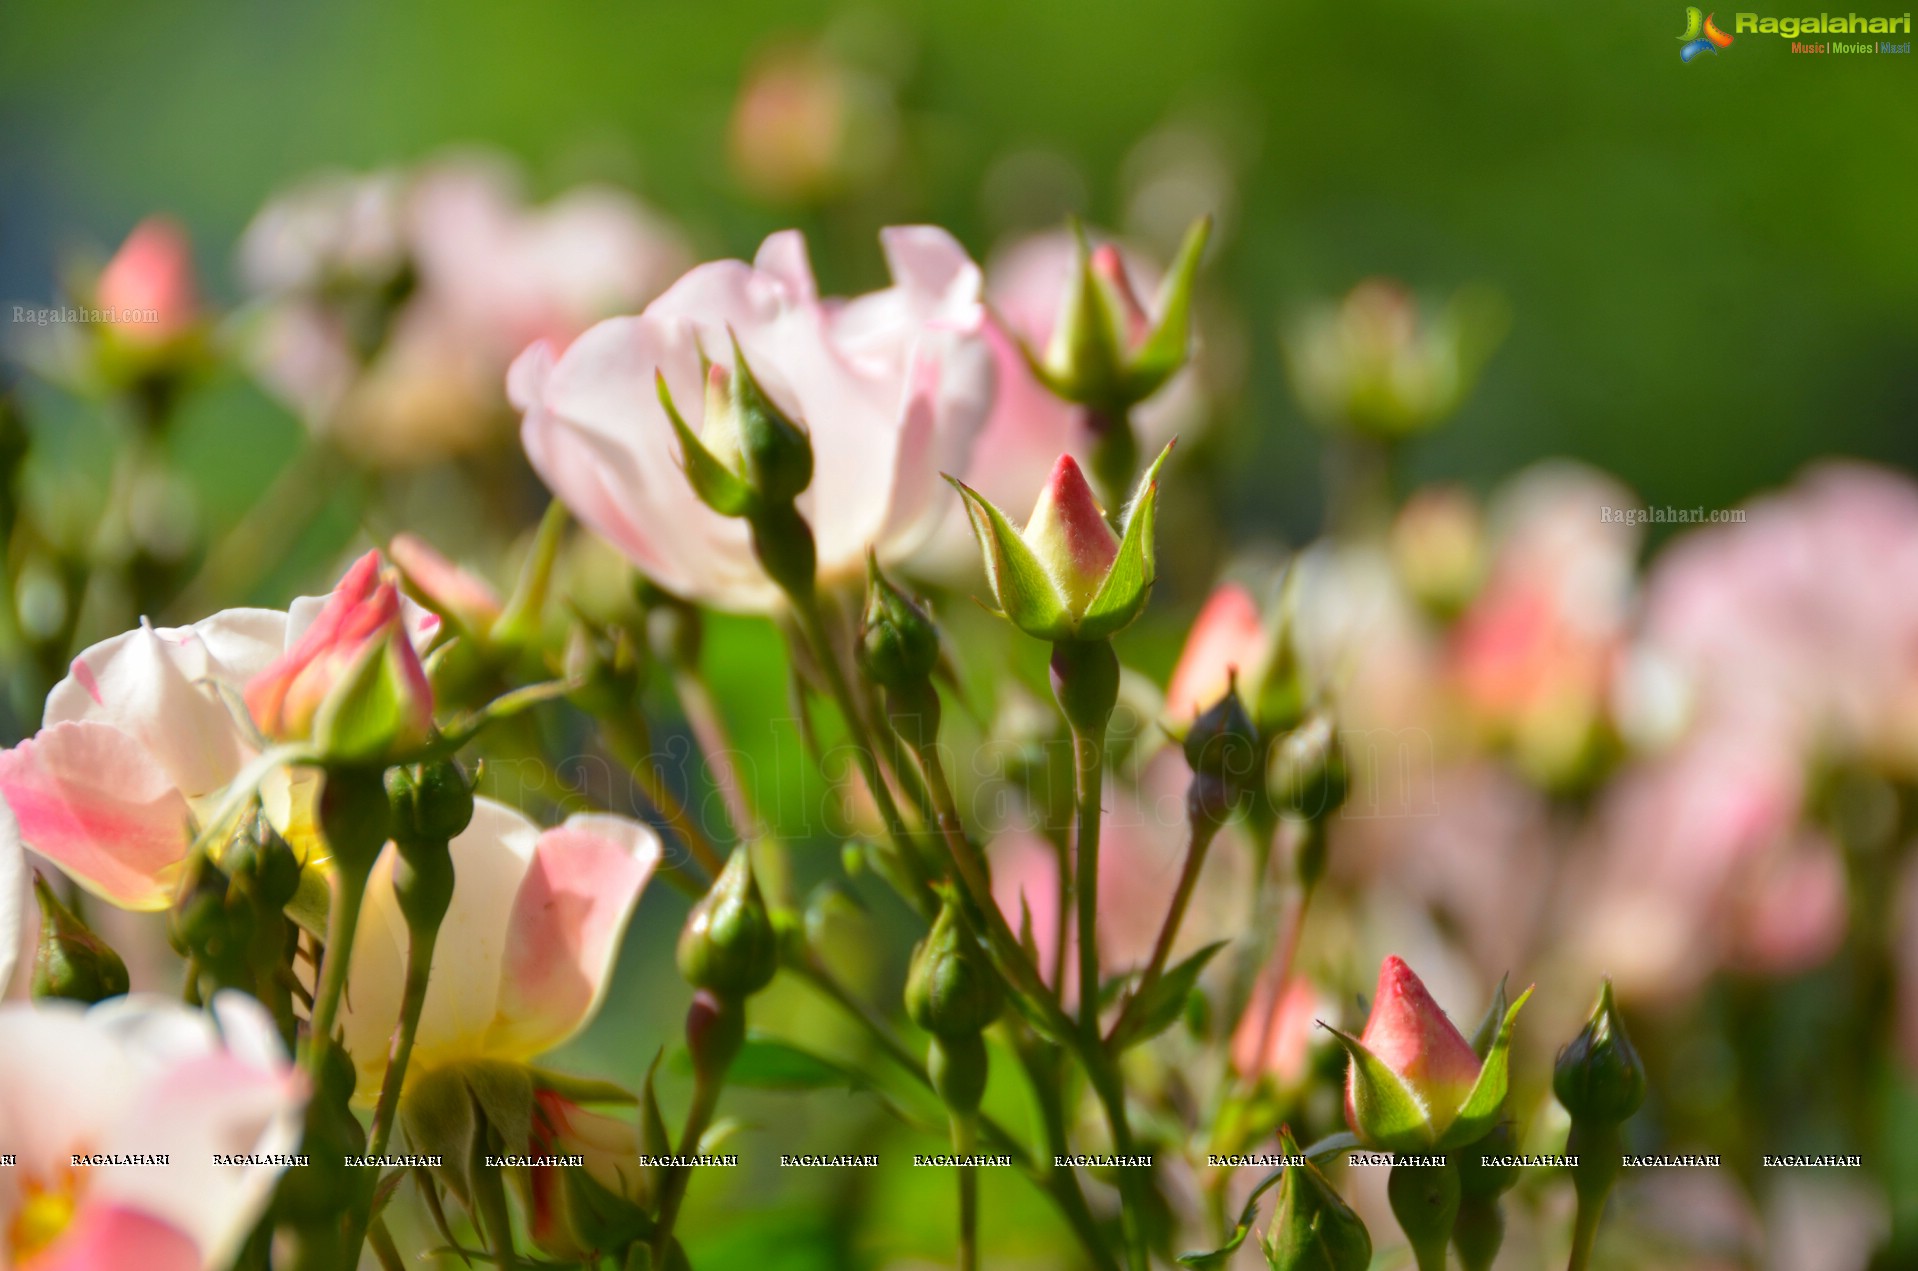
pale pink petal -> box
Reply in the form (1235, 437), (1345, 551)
(0, 722), (193, 910)
(32, 1205), (201, 1271)
(0, 806), (22, 996)
(488, 814), (661, 1059)
(404, 799), (544, 1071)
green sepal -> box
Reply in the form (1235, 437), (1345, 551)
(1113, 938), (1227, 1050)
(310, 630), (428, 765)
(1438, 985), (1533, 1149)
(1468, 973), (1510, 1060)
(1324, 1024), (1437, 1152)
(1027, 220), (1128, 406)
(945, 474), (1073, 641)
(399, 1066), (480, 1204)
(1077, 440), (1174, 640)
(658, 371), (755, 518)
(528, 1067), (640, 1107)
(727, 332), (813, 504)
(463, 1059), (536, 1167)
(1128, 216), (1211, 398)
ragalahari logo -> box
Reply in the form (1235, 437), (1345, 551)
(1680, 7), (1737, 57)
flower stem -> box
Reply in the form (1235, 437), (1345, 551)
(599, 711), (724, 880)
(651, 1066), (724, 1263)
(1565, 1120), (1622, 1271)
(1071, 726), (1105, 1041)
(1109, 814), (1221, 1045)
(367, 927), (436, 1158)
(952, 1110), (980, 1271)
(301, 859), (370, 1067)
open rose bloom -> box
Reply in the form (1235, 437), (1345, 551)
(0, 552), (435, 913)
(337, 799), (661, 1099)
(0, 993), (304, 1271)
(512, 227), (993, 611)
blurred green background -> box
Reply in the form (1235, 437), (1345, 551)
(4, 2), (1916, 1266)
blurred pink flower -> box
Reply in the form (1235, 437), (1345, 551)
(241, 153), (688, 467)
(1230, 967), (1323, 1087)
(1164, 583), (1264, 724)
(96, 218), (199, 344)
(513, 227), (992, 611)
(0, 993), (304, 1270)
(728, 44), (898, 205)
(388, 533), (505, 633)
(1446, 463), (1637, 789)
(337, 799), (660, 1099)
(0, 557), (437, 911)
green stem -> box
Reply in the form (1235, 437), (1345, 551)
(1566, 1121), (1622, 1271)
(601, 712), (725, 880)
(651, 1069), (724, 1262)
(1109, 814), (1221, 1045)
(469, 1113), (522, 1271)
(365, 1216), (405, 1271)
(301, 860), (370, 1067)
(953, 1111), (980, 1271)
(367, 927), (436, 1158)
(1071, 726), (1105, 1041)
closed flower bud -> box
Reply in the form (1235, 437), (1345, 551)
(1270, 713), (1349, 823)
(905, 894), (1004, 1039)
(658, 340), (814, 517)
(1183, 678), (1261, 822)
(859, 553), (940, 690)
(31, 872), (130, 1003)
(950, 444), (1173, 644)
(678, 848), (779, 999)
(1553, 978), (1646, 1125)
(1027, 218), (1210, 415)
(386, 758), (476, 845)
(1261, 1128), (1372, 1271)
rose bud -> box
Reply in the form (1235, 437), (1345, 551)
(1553, 978), (1646, 1125)
(948, 446), (1172, 645)
(1330, 956), (1531, 1152)
(677, 847), (779, 1000)
(1182, 678), (1261, 825)
(1260, 1127), (1372, 1271)
(96, 217), (201, 346)
(30, 871), (131, 1003)
(244, 551), (435, 764)
(523, 1086), (651, 1260)
(1026, 219), (1209, 420)
(905, 894), (1004, 1041)
(859, 553), (940, 692)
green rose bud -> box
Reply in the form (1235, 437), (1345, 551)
(1183, 678), (1261, 824)
(386, 758), (476, 846)
(657, 339), (814, 515)
(859, 553), (940, 691)
(905, 894), (1004, 1040)
(677, 848), (778, 999)
(1553, 978), (1646, 1125)
(30, 872), (130, 1003)
(1270, 713), (1349, 823)
(1261, 1127), (1372, 1271)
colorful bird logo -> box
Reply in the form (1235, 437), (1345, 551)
(1679, 7), (1735, 59)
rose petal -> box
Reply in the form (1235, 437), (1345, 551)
(0, 722), (194, 910)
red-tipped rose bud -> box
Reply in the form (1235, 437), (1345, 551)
(97, 217), (200, 345)
(245, 552), (435, 763)
(31, 872), (130, 1003)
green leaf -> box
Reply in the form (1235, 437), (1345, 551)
(658, 371), (755, 518)
(1077, 440), (1174, 640)
(1115, 939), (1228, 1049)
(1128, 216), (1211, 397)
(1176, 1156), (1281, 1267)
(945, 475), (1073, 640)
(1325, 1024), (1437, 1152)
(1441, 985), (1533, 1149)
(712, 1036), (870, 1091)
